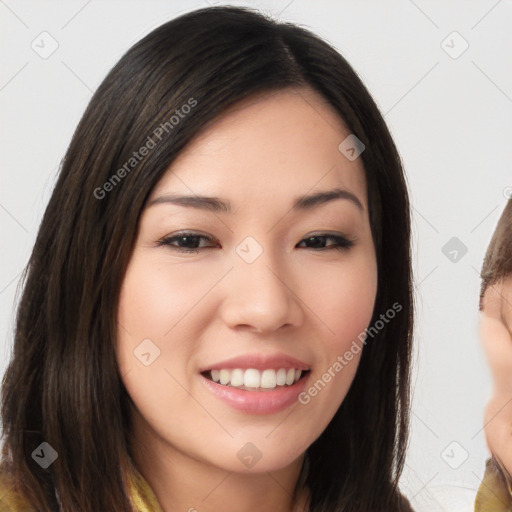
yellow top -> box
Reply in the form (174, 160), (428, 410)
(0, 463), (164, 512)
(127, 464), (165, 512)
(474, 457), (512, 511)
(0, 463), (412, 512)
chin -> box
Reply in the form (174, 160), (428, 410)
(203, 440), (307, 475)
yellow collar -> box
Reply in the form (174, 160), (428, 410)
(474, 456), (512, 511)
(127, 463), (164, 512)
(0, 463), (163, 511)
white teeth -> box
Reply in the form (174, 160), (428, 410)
(219, 369), (230, 385)
(260, 369), (276, 388)
(206, 368), (306, 389)
(230, 368), (244, 387)
(243, 369), (260, 388)
(276, 368), (287, 386)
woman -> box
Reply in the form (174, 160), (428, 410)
(0, 6), (414, 511)
(474, 198), (512, 511)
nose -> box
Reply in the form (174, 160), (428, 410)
(219, 247), (304, 335)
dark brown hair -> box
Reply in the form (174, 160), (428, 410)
(1, 6), (413, 511)
(479, 198), (512, 310)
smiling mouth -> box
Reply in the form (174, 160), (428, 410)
(201, 368), (311, 391)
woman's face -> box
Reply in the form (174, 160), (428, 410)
(117, 87), (378, 474)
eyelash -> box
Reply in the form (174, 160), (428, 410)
(155, 231), (356, 253)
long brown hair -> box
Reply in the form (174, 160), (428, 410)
(1, 6), (413, 511)
(479, 198), (512, 310)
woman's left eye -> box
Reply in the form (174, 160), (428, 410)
(155, 232), (356, 254)
(296, 234), (356, 251)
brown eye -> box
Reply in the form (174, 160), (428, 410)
(156, 232), (217, 253)
(297, 234), (356, 251)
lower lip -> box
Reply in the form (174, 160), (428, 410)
(199, 372), (311, 415)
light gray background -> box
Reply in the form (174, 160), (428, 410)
(1, 1), (511, 510)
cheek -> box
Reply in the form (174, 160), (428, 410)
(118, 263), (174, 334)
(115, 253), (201, 380)
(116, 258), (205, 428)
(297, 254), (377, 414)
(305, 255), (378, 352)
(117, 252), (216, 341)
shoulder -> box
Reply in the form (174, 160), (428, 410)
(0, 471), (35, 511)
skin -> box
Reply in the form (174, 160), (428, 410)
(116, 87), (378, 512)
(480, 276), (512, 475)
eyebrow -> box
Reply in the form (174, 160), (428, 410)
(147, 187), (364, 213)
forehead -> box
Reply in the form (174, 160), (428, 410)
(150, 87), (368, 212)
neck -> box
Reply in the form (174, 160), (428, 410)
(128, 414), (310, 512)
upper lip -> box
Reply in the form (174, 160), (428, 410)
(199, 353), (311, 372)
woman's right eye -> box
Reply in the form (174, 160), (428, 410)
(155, 232), (218, 253)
